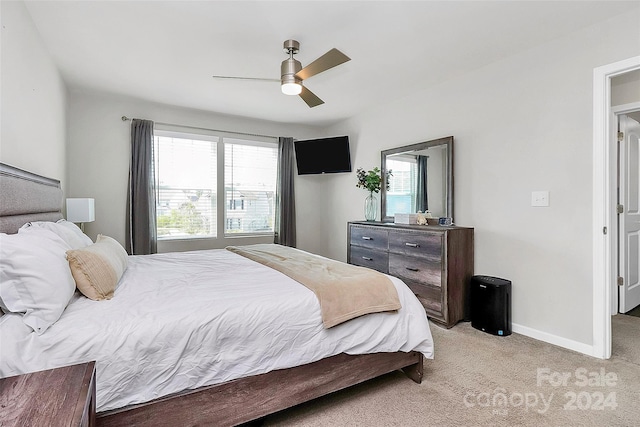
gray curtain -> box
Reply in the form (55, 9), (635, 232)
(274, 137), (296, 247)
(416, 155), (429, 213)
(126, 119), (157, 255)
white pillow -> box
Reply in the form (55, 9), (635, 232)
(0, 228), (77, 334)
(21, 219), (93, 249)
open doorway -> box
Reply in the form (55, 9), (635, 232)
(593, 56), (640, 360)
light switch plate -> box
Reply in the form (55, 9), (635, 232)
(531, 191), (550, 207)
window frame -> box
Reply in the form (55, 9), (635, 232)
(385, 155), (418, 216)
(222, 137), (279, 238)
(154, 129), (219, 241)
(153, 125), (278, 246)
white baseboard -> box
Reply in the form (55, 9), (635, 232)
(512, 323), (595, 357)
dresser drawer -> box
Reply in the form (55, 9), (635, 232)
(388, 230), (442, 261)
(403, 279), (443, 315)
(349, 245), (389, 273)
(350, 226), (389, 251)
(389, 253), (442, 287)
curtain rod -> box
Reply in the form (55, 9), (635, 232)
(121, 116), (278, 139)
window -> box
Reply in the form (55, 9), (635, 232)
(386, 157), (417, 215)
(154, 129), (278, 240)
(224, 139), (278, 235)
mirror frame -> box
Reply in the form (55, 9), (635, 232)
(380, 136), (454, 223)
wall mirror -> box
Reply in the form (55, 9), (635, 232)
(381, 136), (453, 222)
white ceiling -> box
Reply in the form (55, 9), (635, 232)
(24, 1), (638, 127)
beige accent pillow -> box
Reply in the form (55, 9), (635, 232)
(66, 235), (128, 301)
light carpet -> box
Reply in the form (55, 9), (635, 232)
(261, 315), (640, 426)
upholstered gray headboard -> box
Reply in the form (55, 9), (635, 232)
(0, 162), (64, 234)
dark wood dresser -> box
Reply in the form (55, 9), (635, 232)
(0, 361), (96, 427)
(347, 221), (474, 328)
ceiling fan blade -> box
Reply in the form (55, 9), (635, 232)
(299, 86), (324, 108)
(212, 75), (279, 82)
(295, 48), (351, 80)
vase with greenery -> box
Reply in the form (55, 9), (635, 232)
(356, 167), (391, 221)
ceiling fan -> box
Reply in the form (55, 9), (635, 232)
(212, 39), (351, 108)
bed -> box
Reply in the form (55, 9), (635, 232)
(0, 162), (434, 426)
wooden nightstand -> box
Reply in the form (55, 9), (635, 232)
(0, 361), (96, 427)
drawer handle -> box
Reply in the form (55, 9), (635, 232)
(405, 267), (420, 272)
(362, 236), (373, 240)
(405, 242), (420, 248)
(361, 256), (373, 261)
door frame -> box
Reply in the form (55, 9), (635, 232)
(592, 55), (640, 359)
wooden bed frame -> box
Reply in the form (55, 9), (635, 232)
(97, 352), (422, 426)
(0, 162), (425, 426)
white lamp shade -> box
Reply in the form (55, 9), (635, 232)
(66, 198), (95, 223)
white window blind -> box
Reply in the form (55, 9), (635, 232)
(154, 134), (217, 239)
(224, 138), (278, 235)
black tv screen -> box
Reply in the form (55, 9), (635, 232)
(294, 136), (352, 175)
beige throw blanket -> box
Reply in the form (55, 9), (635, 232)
(226, 244), (401, 328)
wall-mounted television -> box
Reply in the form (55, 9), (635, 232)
(294, 136), (352, 175)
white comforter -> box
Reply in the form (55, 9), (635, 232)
(0, 249), (434, 412)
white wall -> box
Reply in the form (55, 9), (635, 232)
(0, 1), (67, 190)
(320, 10), (640, 349)
(67, 91), (327, 248)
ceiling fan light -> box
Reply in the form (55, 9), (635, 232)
(281, 56), (303, 96)
(282, 82), (302, 95)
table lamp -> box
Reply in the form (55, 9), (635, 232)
(66, 198), (95, 232)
